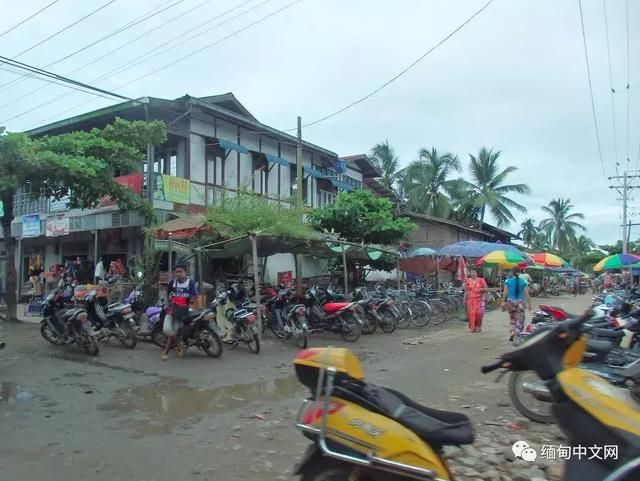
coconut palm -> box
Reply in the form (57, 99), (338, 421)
(400, 147), (460, 217)
(447, 179), (480, 224)
(455, 147), (530, 227)
(540, 198), (586, 254)
(518, 218), (539, 248)
(370, 140), (400, 191)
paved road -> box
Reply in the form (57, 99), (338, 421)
(0, 295), (592, 481)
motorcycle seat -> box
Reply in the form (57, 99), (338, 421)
(586, 339), (615, 354)
(588, 328), (624, 342)
(344, 383), (474, 447)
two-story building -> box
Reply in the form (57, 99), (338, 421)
(5, 93), (379, 287)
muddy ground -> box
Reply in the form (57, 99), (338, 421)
(0, 294), (592, 481)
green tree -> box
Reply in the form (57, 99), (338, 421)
(370, 140), (400, 191)
(518, 218), (539, 248)
(568, 235), (595, 270)
(0, 118), (166, 321)
(539, 198), (586, 255)
(400, 147), (460, 217)
(446, 179), (480, 224)
(457, 147), (530, 227)
(307, 190), (415, 285)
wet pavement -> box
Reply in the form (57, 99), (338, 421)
(0, 295), (592, 481)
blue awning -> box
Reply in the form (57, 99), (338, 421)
(303, 166), (324, 178)
(330, 179), (355, 191)
(264, 153), (289, 167)
(217, 139), (249, 154)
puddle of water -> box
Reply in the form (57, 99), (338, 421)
(98, 375), (305, 435)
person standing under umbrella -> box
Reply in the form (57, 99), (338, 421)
(501, 267), (531, 341)
(464, 268), (487, 333)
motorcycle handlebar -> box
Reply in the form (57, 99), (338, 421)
(481, 360), (503, 374)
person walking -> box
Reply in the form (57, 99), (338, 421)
(161, 264), (198, 361)
(501, 267), (531, 341)
(464, 268), (488, 333)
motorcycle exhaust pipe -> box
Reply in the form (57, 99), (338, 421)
(521, 381), (553, 401)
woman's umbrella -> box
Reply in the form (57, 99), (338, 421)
(593, 253), (640, 272)
(530, 252), (569, 268)
(475, 250), (530, 269)
(410, 247), (438, 257)
(438, 241), (526, 258)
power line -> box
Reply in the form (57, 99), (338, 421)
(296, 0), (497, 130)
(11, 0), (117, 60)
(22, 0), (303, 129)
(0, 56), (134, 104)
(578, 0), (607, 178)
(602, 0), (618, 170)
(1, 0), (254, 117)
(0, 0), (187, 104)
(0, 0), (61, 39)
(625, 0), (631, 163)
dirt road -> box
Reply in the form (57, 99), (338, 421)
(0, 295), (592, 481)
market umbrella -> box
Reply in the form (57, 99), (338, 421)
(438, 241), (525, 258)
(411, 247), (438, 257)
(475, 250), (529, 268)
(593, 253), (640, 272)
(530, 252), (569, 267)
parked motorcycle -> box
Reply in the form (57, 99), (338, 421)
(84, 286), (137, 349)
(304, 287), (363, 342)
(40, 289), (99, 356)
(125, 288), (164, 345)
(220, 291), (261, 354)
(173, 302), (224, 358)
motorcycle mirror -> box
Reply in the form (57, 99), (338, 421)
(137, 271), (143, 279)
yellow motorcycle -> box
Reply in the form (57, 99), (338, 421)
(292, 311), (640, 481)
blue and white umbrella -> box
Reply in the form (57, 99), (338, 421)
(438, 241), (525, 258)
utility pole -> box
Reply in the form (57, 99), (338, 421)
(295, 116), (303, 295)
(609, 170), (640, 254)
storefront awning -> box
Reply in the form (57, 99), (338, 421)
(330, 179), (355, 191)
(264, 153), (289, 167)
(303, 166), (324, 178)
(217, 139), (249, 154)
(155, 214), (211, 240)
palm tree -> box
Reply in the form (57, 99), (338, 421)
(518, 218), (539, 248)
(456, 147), (531, 227)
(370, 140), (400, 191)
(400, 147), (461, 217)
(447, 179), (480, 224)
(540, 198), (586, 254)
(570, 235), (595, 270)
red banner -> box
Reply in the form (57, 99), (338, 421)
(98, 174), (143, 207)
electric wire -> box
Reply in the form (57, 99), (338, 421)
(294, 0), (496, 130)
(603, 0), (619, 171)
(2, 0), (257, 120)
(0, 0), (188, 106)
(0, 0), (61, 39)
(22, 0), (303, 129)
(11, 0), (117, 59)
(578, 0), (607, 178)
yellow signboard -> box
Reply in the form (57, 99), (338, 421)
(153, 174), (190, 204)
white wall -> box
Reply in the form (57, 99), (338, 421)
(190, 134), (206, 183)
(265, 253), (328, 285)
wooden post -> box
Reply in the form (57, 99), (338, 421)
(295, 116), (304, 295)
(250, 234), (263, 338)
(342, 244), (348, 294)
(435, 255), (440, 290)
(168, 232), (173, 275)
(396, 258), (401, 289)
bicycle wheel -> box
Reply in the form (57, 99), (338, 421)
(428, 300), (449, 325)
(397, 304), (412, 329)
(409, 300), (431, 328)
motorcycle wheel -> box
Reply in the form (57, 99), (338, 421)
(270, 321), (288, 340)
(508, 371), (554, 424)
(150, 327), (167, 349)
(80, 332), (100, 356)
(118, 324), (138, 349)
(40, 321), (61, 345)
(340, 314), (362, 342)
(361, 313), (378, 335)
(380, 310), (397, 334)
(247, 333), (260, 354)
(199, 327), (223, 358)
(295, 327), (309, 349)
(301, 458), (352, 481)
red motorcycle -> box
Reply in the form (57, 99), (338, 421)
(304, 286), (363, 342)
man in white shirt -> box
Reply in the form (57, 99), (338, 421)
(521, 271), (533, 286)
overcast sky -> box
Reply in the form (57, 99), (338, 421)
(1, 0), (638, 244)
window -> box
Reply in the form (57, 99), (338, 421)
(70, 217), (83, 231)
(318, 190), (336, 208)
(111, 212), (130, 228)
